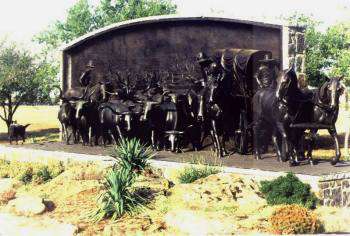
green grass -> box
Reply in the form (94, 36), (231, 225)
(0, 105), (60, 143)
(178, 165), (221, 184)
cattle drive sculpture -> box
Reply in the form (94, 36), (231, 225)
(58, 48), (344, 166)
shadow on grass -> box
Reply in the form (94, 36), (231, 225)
(0, 128), (60, 143)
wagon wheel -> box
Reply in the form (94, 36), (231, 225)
(235, 110), (249, 154)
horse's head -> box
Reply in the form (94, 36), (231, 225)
(276, 67), (297, 100)
(319, 76), (345, 110)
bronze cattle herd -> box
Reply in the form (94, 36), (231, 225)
(58, 48), (345, 166)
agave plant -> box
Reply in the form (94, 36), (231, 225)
(92, 166), (146, 221)
(110, 138), (154, 173)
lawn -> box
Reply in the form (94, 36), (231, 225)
(0, 105), (60, 143)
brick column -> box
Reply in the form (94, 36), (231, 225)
(319, 173), (350, 207)
(288, 26), (306, 79)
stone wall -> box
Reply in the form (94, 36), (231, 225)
(318, 173), (350, 207)
(288, 26), (306, 78)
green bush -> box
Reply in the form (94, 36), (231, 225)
(35, 166), (52, 183)
(260, 172), (318, 209)
(19, 167), (33, 184)
(178, 165), (220, 184)
(110, 138), (154, 173)
(0, 160), (65, 184)
(92, 166), (145, 221)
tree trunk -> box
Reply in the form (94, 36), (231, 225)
(6, 115), (13, 135)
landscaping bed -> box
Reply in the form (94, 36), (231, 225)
(0, 159), (349, 235)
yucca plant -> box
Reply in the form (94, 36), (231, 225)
(110, 138), (154, 174)
(92, 166), (145, 221)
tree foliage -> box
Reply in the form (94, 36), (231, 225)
(35, 0), (177, 47)
(0, 42), (39, 130)
(33, 0), (176, 104)
(288, 14), (350, 86)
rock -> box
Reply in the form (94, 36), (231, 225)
(235, 194), (267, 215)
(315, 206), (350, 233)
(7, 195), (46, 216)
(165, 210), (237, 235)
(0, 213), (77, 236)
(0, 178), (14, 192)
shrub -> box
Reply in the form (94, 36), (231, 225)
(92, 166), (145, 221)
(0, 160), (10, 178)
(47, 161), (65, 178)
(0, 160), (65, 184)
(0, 189), (16, 204)
(110, 138), (154, 173)
(19, 167), (33, 184)
(34, 166), (52, 183)
(269, 204), (324, 234)
(260, 172), (318, 209)
(178, 165), (220, 184)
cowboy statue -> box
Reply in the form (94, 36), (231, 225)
(254, 55), (279, 89)
(79, 60), (95, 87)
(196, 52), (214, 86)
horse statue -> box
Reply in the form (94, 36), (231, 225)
(253, 67), (308, 165)
(290, 76), (345, 165)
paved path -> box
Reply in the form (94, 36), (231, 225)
(2, 142), (350, 176)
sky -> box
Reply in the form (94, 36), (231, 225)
(0, 0), (349, 51)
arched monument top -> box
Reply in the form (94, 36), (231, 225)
(61, 14), (285, 52)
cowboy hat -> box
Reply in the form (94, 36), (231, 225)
(86, 60), (95, 68)
(196, 52), (212, 65)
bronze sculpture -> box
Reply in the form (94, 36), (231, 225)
(79, 60), (95, 87)
(56, 49), (343, 167)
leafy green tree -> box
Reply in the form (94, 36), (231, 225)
(33, 0), (176, 103)
(287, 14), (350, 86)
(0, 42), (39, 131)
(35, 0), (177, 48)
(94, 0), (177, 28)
(33, 60), (60, 104)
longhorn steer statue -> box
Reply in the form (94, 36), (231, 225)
(57, 87), (86, 144)
(99, 101), (140, 145)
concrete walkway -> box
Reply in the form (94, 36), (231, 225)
(0, 145), (322, 190)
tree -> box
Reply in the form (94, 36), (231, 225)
(32, 60), (60, 104)
(33, 0), (176, 103)
(0, 42), (39, 131)
(35, 0), (177, 48)
(94, 0), (177, 28)
(287, 14), (350, 86)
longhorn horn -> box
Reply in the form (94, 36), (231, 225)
(53, 85), (67, 102)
